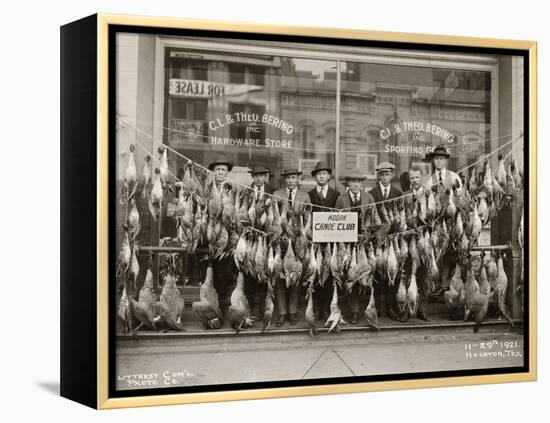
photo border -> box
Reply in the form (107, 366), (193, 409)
(96, 14), (537, 409)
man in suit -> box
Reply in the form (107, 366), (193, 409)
(273, 168), (309, 326)
(368, 162), (402, 320)
(424, 146), (461, 294)
(206, 155), (238, 318)
(244, 165), (274, 320)
(273, 168), (309, 214)
(401, 165), (431, 322)
(335, 168), (375, 324)
(308, 162), (340, 321)
(423, 146), (462, 191)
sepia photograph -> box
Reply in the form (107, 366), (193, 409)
(113, 28), (528, 394)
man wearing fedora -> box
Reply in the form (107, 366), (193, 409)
(205, 154), (238, 319)
(206, 154), (234, 197)
(401, 164), (431, 322)
(246, 165), (274, 202)
(273, 168), (309, 326)
(308, 161), (340, 321)
(424, 146), (462, 191)
(424, 146), (462, 295)
(273, 168), (309, 214)
(335, 168), (375, 324)
(245, 165), (274, 320)
(369, 162), (402, 320)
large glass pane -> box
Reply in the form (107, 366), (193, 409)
(338, 61), (492, 191)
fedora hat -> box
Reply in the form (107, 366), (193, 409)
(248, 165), (270, 175)
(375, 162), (396, 173)
(208, 154), (234, 172)
(344, 168), (367, 181)
(425, 146), (451, 160)
(311, 161), (332, 176)
(281, 168), (302, 177)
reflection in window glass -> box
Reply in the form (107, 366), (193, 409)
(339, 62), (492, 188)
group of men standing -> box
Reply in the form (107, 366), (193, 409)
(203, 145), (462, 327)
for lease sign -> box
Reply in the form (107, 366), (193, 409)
(312, 212), (358, 243)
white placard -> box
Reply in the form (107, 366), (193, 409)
(312, 212), (358, 243)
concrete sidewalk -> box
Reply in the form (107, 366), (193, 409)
(116, 325), (524, 391)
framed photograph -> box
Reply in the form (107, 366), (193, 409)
(61, 14), (537, 409)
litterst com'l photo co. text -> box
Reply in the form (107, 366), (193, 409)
(114, 30), (527, 394)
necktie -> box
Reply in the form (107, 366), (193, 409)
(288, 188), (294, 207)
(353, 193), (358, 204)
(438, 171), (443, 184)
(384, 187), (388, 199)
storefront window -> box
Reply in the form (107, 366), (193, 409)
(116, 35), (525, 288)
(160, 50), (338, 198)
(338, 62), (492, 190)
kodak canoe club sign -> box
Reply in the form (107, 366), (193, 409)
(380, 121), (456, 155)
(312, 212), (358, 243)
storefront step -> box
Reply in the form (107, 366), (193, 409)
(117, 317), (521, 340)
(120, 286), (518, 338)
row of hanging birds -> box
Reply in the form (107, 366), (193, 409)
(117, 142), (524, 335)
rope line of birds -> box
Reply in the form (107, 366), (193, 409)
(117, 122), (525, 336)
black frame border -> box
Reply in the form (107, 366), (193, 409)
(107, 23), (531, 400)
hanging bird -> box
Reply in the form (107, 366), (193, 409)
(320, 243), (331, 287)
(254, 235), (268, 284)
(283, 238), (302, 288)
(234, 232), (248, 271)
(469, 290), (496, 333)
(120, 144), (138, 204)
(118, 285), (132, 333)
(510, 158), (523, 188)
(364, 288), (380, 331)
(116, 228), (132, 279)
(137, 154), (152, 199)
(494, 252), (514, 328)
(407, 266), (419, 318)
(192, 263), (223, 330)
(208, 180), (223, 220)
(386, 238), (399, 286)
(325, 282), (347, 333)
(302, 243), (318, 286)
(479, 255), (491, 295)
(446, 189), (457, 219)
(444, 264), (464, 319)
(155, 272), (185, 331)
(158, 146), (169, 189)
(228, 272), (254, 333)
(463, 267), (480, 321)
(221, 182), (236, 228)
(467, 201), (482, 242)
(273, 241), (284, 282)
(148, 168), (164, 221)
(127, 242), (140, 293)
(396, 269), (408, 317)
(305, 282), (318, 337)
(131, 263), (158, 333)
(262, 281), (275, 333)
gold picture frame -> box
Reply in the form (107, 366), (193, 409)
(60, 13), (537, 409)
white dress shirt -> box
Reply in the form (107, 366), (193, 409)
(316, 184), (328, 199)
(379, 182), (391, 198)
(254, 185), (264, 200)
(286, 187), (297, 203)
